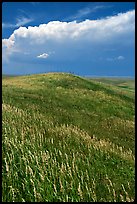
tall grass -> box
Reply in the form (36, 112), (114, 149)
(2, 73), (135, 202)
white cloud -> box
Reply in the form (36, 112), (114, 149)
(2, 23), (15, 28)
(2, 10), (134, 64)
(106, 56), (125, 61)
(2, 38), (15, 49)
(117, 55), (125, 60)
(65, 5), (112, 21)
(16, 17), (33, 27)
(37, 53), (49, 59)
(2, 16), (33, 29)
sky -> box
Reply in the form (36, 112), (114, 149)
(2, 2), (135, 77)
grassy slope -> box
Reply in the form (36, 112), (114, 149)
(2, 73), (135, 202)
(2, 74), (18, 79)
(88, 77), (135, 95)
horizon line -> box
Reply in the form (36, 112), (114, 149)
(2, 72), (135, 79)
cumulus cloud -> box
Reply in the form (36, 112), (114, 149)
(2, 10), (135, 64)
(117, 55), (125, 60)
(106, 56), (125, 61)
(37, 53), (49, 59)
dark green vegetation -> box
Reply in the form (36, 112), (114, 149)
(2, 74), (18, 79)
(2, 73), (135, 202)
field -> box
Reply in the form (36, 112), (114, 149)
(89, 77), (135, 94)
(2, 73), (135, 202)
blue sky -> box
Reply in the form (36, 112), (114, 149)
(2, 2), (135, 76)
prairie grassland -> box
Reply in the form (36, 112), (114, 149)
(89, 77), (135, 97)
(2, 73), (135, 202)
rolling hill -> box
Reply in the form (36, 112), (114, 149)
(2, 72), (135, 202)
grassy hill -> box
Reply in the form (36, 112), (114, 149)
(88, 77), (135, 95)
(2, 74), (18, 79)
(2, 72), (135, 202)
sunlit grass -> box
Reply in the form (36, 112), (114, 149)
(2, 73), (135, 202)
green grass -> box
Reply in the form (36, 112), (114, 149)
(88, 77), (135, 95)
(2, 72), (135, 202)
(2, 74), (18, 79)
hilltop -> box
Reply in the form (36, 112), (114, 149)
(2, 72), (135, 202)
